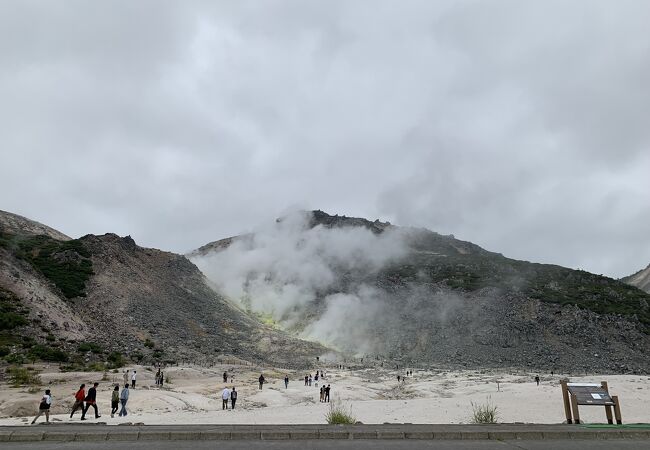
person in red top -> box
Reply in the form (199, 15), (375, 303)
(69, 384), (85, 419)
(81, 382), (101, 420)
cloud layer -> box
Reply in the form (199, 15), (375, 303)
(1, 1), (649, 277)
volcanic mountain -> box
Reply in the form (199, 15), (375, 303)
(622, 264), (650, 294)
(191, 210), (650, 373)
(0, 210), (325, 368)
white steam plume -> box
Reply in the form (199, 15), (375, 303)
(191, 211), (408, 351)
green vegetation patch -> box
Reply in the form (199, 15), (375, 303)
(382, 252), (650, 333)
(6, 366), (41, 387)
(0, 289), (28, 331)
(1, 231), (94, 299)
(28, 344), (69, 362)
(77, 342), (103, 353)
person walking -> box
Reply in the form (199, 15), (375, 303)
(535, 375), (540, 386)
(31, 389), (52, 424)
(81, 382), (101, 420)
(319, 385), (324, 402)
(119, 384), (129, 417)
(131, 371), (137, 389)
(308, 374), (312, 386)
(70, 384), (85, 418)
(155, 369), (161, 386)
(221, 386), (231, 410)
(223, 372), (228, 383)
(314, 373), (319, 388)
(284, 375), (289, 389)
(325, 384), (331, 402)
(110, 385), (120, 417)
(123, 370), (129, 387)
(231, 387), (238, 409)
(304, 375), (308, 386)
(258, 374), (265, 390)
(159, 371), (164, 387)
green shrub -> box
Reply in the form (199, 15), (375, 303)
(0, 289), (28, 330)
(7, 366), (41, 387)
(77, 342), (103, 354)
(325, 399), (357, 425)
(88, 362), (106, 372)
(144, 339), (155, 348)
(28, 344), (69, 362)
(0, 346), (9, 357)
(470, 398), (499, 424)
(5, 353), (25, 364)
(0, 312), (28, 330)
(107, 351), (125, 368)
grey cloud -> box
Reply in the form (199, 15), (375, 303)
(0, 0), (648, 278)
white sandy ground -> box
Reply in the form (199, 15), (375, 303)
(0, 364), (648, 426)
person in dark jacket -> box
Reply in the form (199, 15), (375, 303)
(284, 375), (289, 389)
(81, 382), (101, 420)
(111, 385), (119, 417)
(231, 387), (238, 409)
(70, 384), (85, 418)
(258, 374), (265, 390)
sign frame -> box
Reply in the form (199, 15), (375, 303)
(560, 380), (622, 424)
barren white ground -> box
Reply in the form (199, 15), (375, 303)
(1, 364), (648, 425)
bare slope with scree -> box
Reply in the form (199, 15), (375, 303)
(0, 210), (325, 368)
(622, 263), (650, 294)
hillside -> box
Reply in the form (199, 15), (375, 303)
(191, 210), (650, 373)
(0, 211), (325, 369)
(622, 264), (650, 294)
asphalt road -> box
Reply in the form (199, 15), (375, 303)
(3, 440), (650, 450)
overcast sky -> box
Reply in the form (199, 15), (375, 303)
(1, 0), (649, 278)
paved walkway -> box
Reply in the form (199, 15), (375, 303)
(1, 423), (649, 442)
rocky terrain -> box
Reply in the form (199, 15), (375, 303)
(192, 210), (650, 374)
(622, 263), (650, 293)
(0, 210), (325, 370)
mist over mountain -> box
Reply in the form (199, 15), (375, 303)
(192, 210), (650, 373)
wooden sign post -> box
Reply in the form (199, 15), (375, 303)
(560, 380), (622, 424)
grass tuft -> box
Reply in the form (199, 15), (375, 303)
(325, 398), (357, 425)
(470, 397), (499, 424)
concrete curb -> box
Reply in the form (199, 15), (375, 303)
(2, 425), (649, 442)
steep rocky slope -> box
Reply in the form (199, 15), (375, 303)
(0, 211), (325, 368)
(622, 264), (650, 294)
(192, 210), (650, 373)
(0, 210), (70, 241)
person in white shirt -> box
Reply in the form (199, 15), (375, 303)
(131, 370), (137, 389)
(31, 389), (52, 424)
(221, 387), (231, 410)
